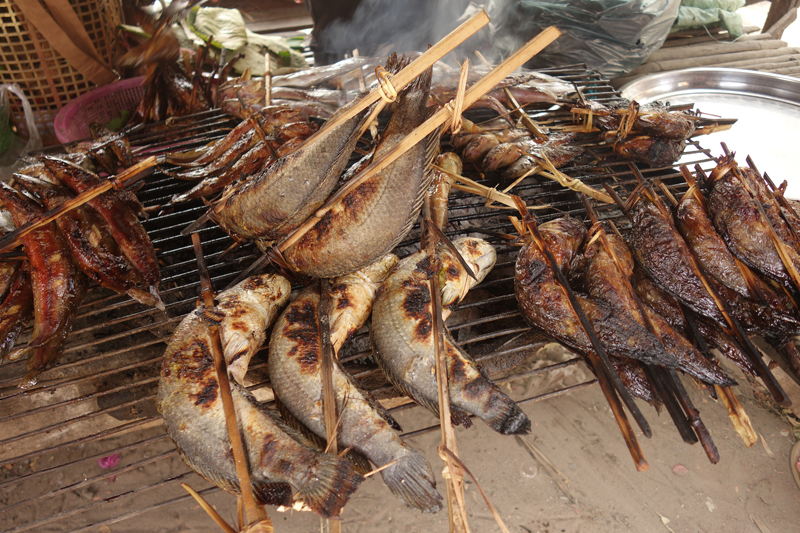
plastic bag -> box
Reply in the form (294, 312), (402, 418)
(486, 0), (682, 79)
(0, 84), (43, 180)
(671, 0), (745, 39)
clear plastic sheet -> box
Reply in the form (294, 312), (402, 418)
(486, 0), (681, 79)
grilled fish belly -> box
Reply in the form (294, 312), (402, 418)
(157, 274), (361, 519)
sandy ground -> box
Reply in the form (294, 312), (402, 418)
(92, 353), (800, 533)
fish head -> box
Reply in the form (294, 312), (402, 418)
(439, 237), (496, 306)
(235, 273), (292, 310)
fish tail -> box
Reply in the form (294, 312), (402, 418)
(126, 286), (163, 309)
(21, 337), (64, 388)
(485, 396), (531, 436)
(380, 446), (443, 513)
(677, 357), (736, 387)
(299, 453), (363, 519)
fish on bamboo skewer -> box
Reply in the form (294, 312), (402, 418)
(580, 225), (734, 386)
(0, 183), (87, 387)
(158, 273), (364, 518)
(514, 215), (733, 386)
(212, 83), (377, 245)
(281, 54), (439, 278)
(270, 255), (445, 513)
(371, 237), (531, 434)
(14, 175), (164, 310)
(40, 157), (162, 305)
(0, 261), (34, 362)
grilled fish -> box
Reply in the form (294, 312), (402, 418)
(215, 274), (291, 385)
(15, 175), (163, 310)
(372, 238), (529, 434)
(270, 255), (444, 512)
(41, 157), (161, 303)
(428, 153), (460, 232)
(581, 228), (733, 385)
(214, 87), (376, 244)
(282, 55), (438, 278)
(0, 261), (34, 361)
(0, 183), (87, 387)
(515, 216), (700, 372)
(158, 274), (361, 518)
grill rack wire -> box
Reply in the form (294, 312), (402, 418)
(0, 64), (727, 532)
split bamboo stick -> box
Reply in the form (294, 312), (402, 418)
(278, 26), (562, 253)
(191, 233), (270, 530)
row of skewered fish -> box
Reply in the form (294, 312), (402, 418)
(158, 234), (530, 517)
(0, 155), (161, 387)
(514, 154), (800, 422)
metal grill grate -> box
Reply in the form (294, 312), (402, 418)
(0, 64), (724, 532)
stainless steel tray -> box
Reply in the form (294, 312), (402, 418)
(620, 68), (800, 197)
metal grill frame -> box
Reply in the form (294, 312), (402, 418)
(0, 64), (726, 532)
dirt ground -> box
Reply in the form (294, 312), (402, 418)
(96, 352), (800, 533)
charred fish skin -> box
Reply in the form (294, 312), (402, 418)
(582, 230), (734, 386)
(215, 274), (291, 385)
(0, 261), (34, 362)
(707, 170), (793, 287)
(514, 216), (704, 374)
(269, 259), (443, 513)
(283, 55), (439, 278)
(0, 183), (87, 387)
(41, 157), (161, 299)
(214, 89), (375, 244)
(158, 276), (361, 519)
(15, 176), (162, 310)
(371, 242), (530, 436)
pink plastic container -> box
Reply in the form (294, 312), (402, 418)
(54, 77), (145, 144)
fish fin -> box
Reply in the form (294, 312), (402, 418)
(450, 406), (473, 428)
(380, 445), (443, 513)
(275, 398), (374, 475)
(298, 453), (363, 519)
(251, 482), (294, 507)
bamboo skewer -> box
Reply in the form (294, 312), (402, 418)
(277, 26), (562, 254)
(191, 233), (270, 530)
(0, 156), (159, 254)
(514, 195), (650, 470)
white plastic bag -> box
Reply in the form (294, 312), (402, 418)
(0, 84), (43, 180)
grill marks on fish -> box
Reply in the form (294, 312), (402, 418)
(372, 239), (529, 436)
(158, 274), (360, 518)
(269, 256), (441, 513)
(283, 55), (439, 278)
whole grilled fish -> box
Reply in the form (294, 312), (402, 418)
(0, 183), (87, 387)
(213, 89), (375, 245)
(41, 157), (161, 303)
(0, 261), (34, 362)
(581, 228), (733, 385)
(158, 273), (361, 518)
(514, 216), (698, 373)
(15, 175), (163, 310)
(282, 55), (438, 278)
(270, 255), (445, 513)
(372, 238), (529, 434)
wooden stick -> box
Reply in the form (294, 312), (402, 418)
(278, 26), (562, 253)
(295, 9), (490, 150)
(717, 385), (758, 447)
(516, 196), (650, 470)
(191, 233), (269, 529)
(182, 483), (237, 533)
(430, 256), (469, 532)
(318, 279), (340, 533)
(0, 156), (158, 253)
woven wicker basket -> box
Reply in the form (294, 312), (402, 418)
(0, 0), (122, 145)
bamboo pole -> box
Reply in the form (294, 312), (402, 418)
(191, 233), (270, 530)
(278, 26), (563, 254)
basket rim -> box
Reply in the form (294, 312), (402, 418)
(53, 76), (145, 144)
